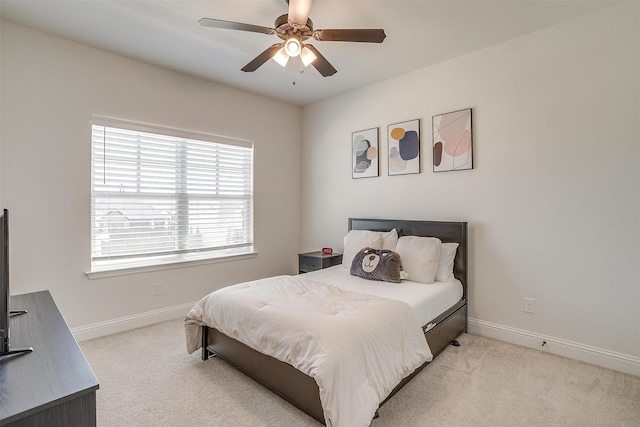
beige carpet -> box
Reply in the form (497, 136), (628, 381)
(80, 319), (640, 426)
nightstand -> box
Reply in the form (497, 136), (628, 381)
(298, 251), (343, 273)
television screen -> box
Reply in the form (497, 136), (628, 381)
(1, 209), (10, 353)
(1, 209), (33, 357)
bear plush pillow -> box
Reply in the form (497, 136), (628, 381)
(350, 247), (402, 283)
(341, 229), (398, 268)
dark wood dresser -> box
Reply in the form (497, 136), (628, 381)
(0, 290), (99, 426)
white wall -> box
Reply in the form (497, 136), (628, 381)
(0, 21), (302, 334)
(301, 3), (639, 374)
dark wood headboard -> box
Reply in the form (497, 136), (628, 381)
(348, 218), (468, 299)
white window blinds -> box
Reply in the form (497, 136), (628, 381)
(90, 118), (253, 272)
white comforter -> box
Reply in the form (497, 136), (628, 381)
(184, 275), (432, 427)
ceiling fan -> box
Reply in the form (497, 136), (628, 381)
(199, 0), (386, 77)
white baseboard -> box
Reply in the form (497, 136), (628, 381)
(71, 302), (196, 342)
(71, 309), (640, 377)
(468, 317), (640, 377)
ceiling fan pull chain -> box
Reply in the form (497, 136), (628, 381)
(292, 55), (304, 86)
(292, 58), (296, 86)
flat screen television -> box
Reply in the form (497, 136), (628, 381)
(1, 209), (33, 357)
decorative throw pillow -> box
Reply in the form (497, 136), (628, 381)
(350, 247), (402, 283)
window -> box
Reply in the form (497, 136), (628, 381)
(90, 118), (254, 274)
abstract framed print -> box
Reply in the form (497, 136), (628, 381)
(388, 119), (420, 176)
(352, 127), (379, 179)
(432, 108), (473, 172)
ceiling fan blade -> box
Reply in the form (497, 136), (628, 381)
(199, 18), (275, 35)
(304, 44), (337, 77)
(313, 29), (386, 43)
(288, 0), (313, 27)
(241, 44), (283, 72)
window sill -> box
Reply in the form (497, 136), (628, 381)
(86, 251), (258, 279)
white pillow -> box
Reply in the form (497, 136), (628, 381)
(381, 228), (398, 250)
(395, 236), (442, 284)
(342, 230), (383, 268)
(435, 242), (459, 282)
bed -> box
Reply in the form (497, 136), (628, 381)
(185, 218), (468, 426)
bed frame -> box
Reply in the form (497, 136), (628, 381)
(201, 218), (468, 424)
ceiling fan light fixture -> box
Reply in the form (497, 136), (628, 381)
(272, 47), (289, 67)
(300, 46), (317, 67)
(200, 0), (385, 77)
(284, 36), (301, 57)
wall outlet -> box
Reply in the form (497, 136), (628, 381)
(524, 297), (535, 314)
(153, 282), (163, 296)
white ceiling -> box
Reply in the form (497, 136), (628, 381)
(0, 0), (616, 106)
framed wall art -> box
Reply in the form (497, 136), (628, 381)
(388, 119), (420, 176)
(432, 108), (473, 172)
(352, 127), (379, 179)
